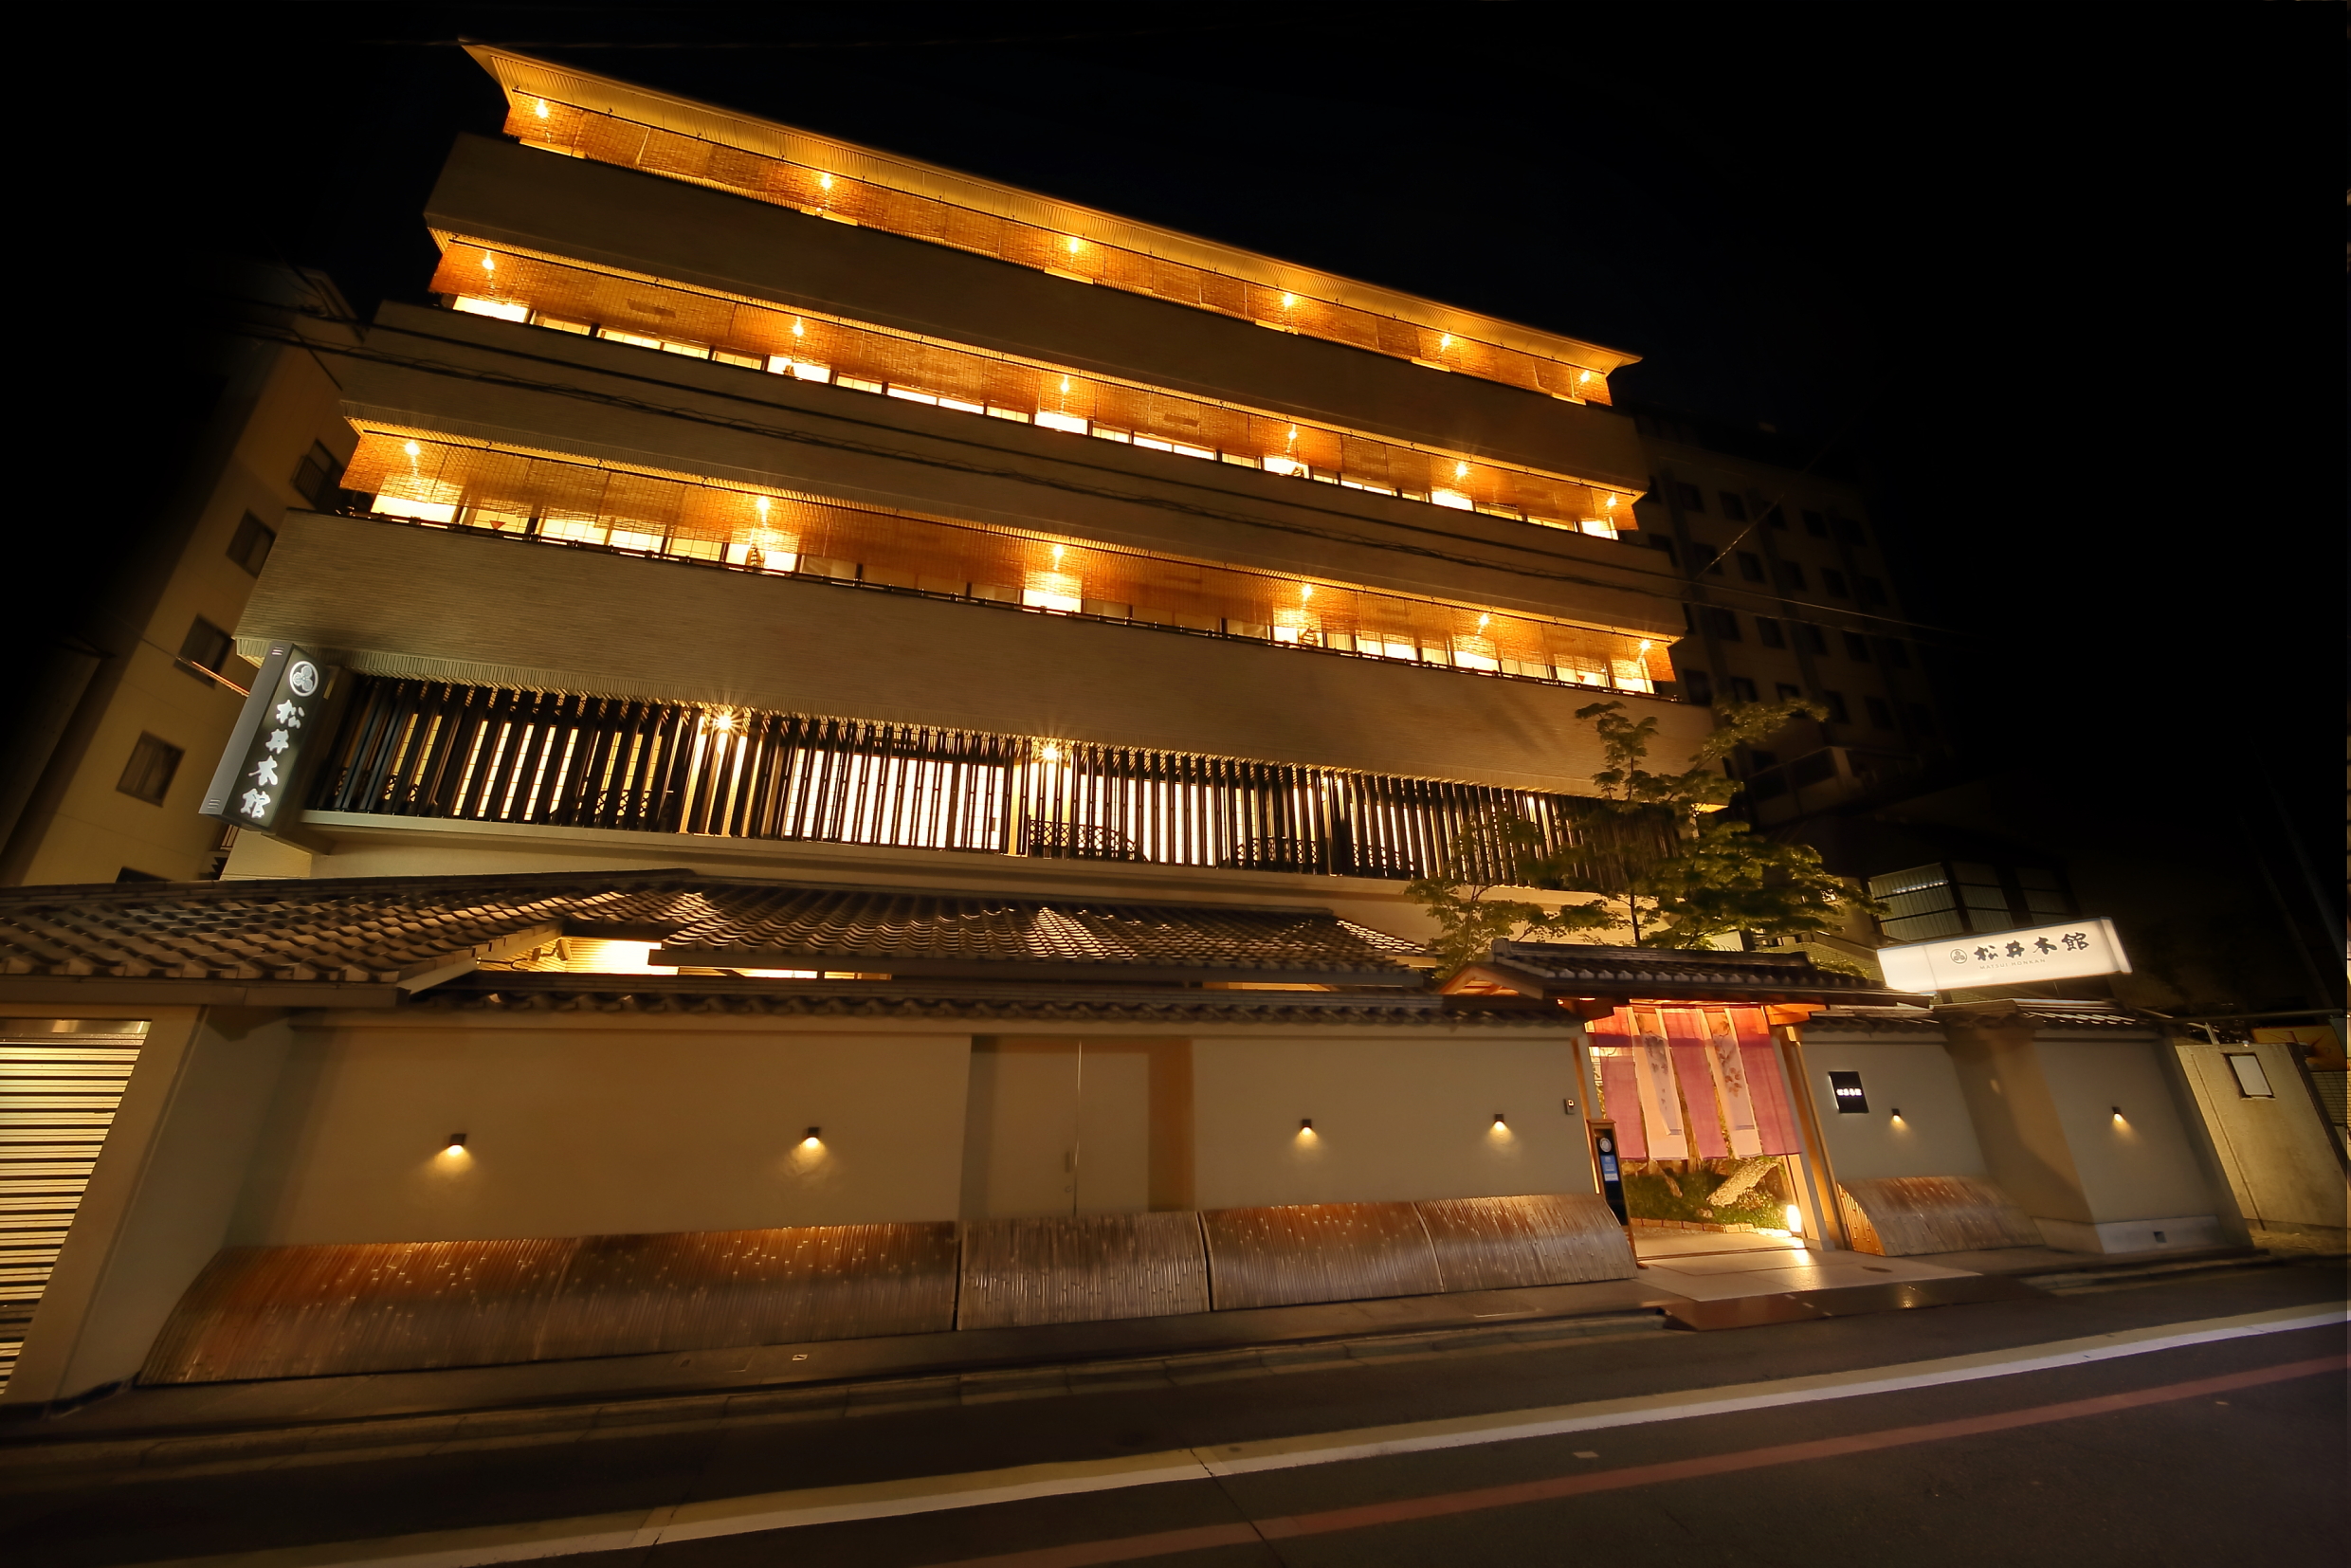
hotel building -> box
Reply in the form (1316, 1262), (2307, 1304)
(0, 51), (2269, 1403)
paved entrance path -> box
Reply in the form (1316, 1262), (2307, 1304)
(1633, 1230), (1977, 1302)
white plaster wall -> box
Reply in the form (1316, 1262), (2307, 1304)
(1800, 1038), (1988, 1182)
(2034, 1037), (2216, 1224)
(1191, 1033), (1589, 1209)
(228, 1017), (973, 1243)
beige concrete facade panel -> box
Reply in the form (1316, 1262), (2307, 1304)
(228, 1020), (974, 1244)
(238, 515), (1711, 796)
(6, 1008), (293, 1405)
(425, 136), (1649, 488)
(1797, 1038), (1989, 1183)
(1190, 1035), (1590, 1210)
(2174, 1040), (2350, 1231)
(2034, 1037), (2228, 1224)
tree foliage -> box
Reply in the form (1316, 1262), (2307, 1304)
(1409, 697), (1886, 975)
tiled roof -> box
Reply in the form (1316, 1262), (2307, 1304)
(0, 870), (1424, 994)
(1802, 1006), (1947, 1033)
(1454, 940), (1914, 1005)
(1807, 1002), (2150, 1034)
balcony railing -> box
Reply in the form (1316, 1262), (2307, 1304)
(316, 677), (1678, 887)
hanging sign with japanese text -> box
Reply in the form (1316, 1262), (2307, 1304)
(199, 642), (335, 836)
(1877, 917), (2131, 993)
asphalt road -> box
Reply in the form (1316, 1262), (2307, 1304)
(6, 1260), (2343, 1568)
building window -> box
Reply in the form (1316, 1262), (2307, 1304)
(1905, 702), (1936, 735)
(1868, 861), (2015, 941)
(1821, 690), (1850, 723)
(1776, 682), (1803, 702)
(1765, 507), (1789, 530)
(1822, 567), (1850, 598)
(228, 513), (277, 575)
(1836, 518), (1867, 544)
(1648, 535), (1679, 565)
(1719, 491), (1748, 520)
(1859, 575), (1886, 605)
(1737, 551), (1765, 582)
(1728, 675), (1759, 702)
(1864, 695), (1894, 728)
(2225, 1054), (2275, 1098)
(2015, 866), (2071, 921)
(1802, 510), (1830, 538)
(1682, 668), (1716, 704)
(1755, 616), (1785, 647)
(1797, 624), (1829, 654)
(1675, 483), (1704, 512)
(178, 617), (234, 678)
(117, 733), (183, 806)
(1776, 560), (1807, 591)
(1843, 631), (1872, 662)
(1703, 607), (1741, 641)
(1878, 637), (1911, 667)
(292, 441), (346, 509)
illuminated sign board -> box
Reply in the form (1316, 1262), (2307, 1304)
(199, 642), (335, 836)
(1877, 917), (2131, 994)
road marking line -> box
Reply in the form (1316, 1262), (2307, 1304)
(131, 1303), (2347, 1568)
(938, 1352), (2348, 1565)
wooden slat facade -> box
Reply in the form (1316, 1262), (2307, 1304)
(0, 1023), (145, 1392)
(1415, 1194), (1638, 1292)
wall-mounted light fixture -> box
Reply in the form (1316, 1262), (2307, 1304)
(445, 1133), (468, 1152)
(1299, 1118), (1314, 1132)
(2110, 1106), (2124, 1122)
(802, 1126), (823, 1146)
(1889, 1107), (1904, 1121)
(1492, 1112), (1507, 1126)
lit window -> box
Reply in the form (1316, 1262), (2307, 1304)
(660, 340), (712, 359)
(767, 355), (832, 381)
(608, 527), (664, 553)
(1022, 570), (1082, 611)
(1451, 637), (1500, 672)
(1035, 410), (1088, 434)
(538, 516), (609, 545)
(533, 315), (592, 335)
(939, 397), (985, 414)
(712, 349), (763, 369)
(595, 328), (664, 350)
(1262, 455), (1309, 478)
(1579, 519), (1618, 538)
(1431, 489), (1473, 510)
(372, 490), (460, 525)
(987, 405), (1032, 423)
(885, 386), (939, 405)
(1133, 435), (1174, 452)
(835, 375), (884, 393)
(1610, 659), (1653, 693)
(1173, 443), (1216, 462)
(452, 295), (529, 322)
(1091, 427), (1132, 443)
(1221, 452), (1261, 467)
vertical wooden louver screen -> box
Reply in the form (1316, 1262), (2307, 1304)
(0, 1022), (145, 1390)
(503, 102), (1613, 406)
(316, 678), (1676, 890)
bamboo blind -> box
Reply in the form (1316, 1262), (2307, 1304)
(506, 101), (1613, 407)
(0, 1023), (145, 1390)
(431, 241), (1635, 522)
(342, 428), (1668, 684)
(318, 679), (1679, 889)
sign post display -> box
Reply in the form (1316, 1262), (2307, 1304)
(199, 642), (337, 839)
(1876, 917), (2131, 994)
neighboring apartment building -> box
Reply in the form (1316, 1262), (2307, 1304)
(0, 51), (2269, 1404)
(0, 267), (359, 888)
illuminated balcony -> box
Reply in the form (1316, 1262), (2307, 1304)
(344, 428), (1672, 695)
(434, 241), (1638, 534)
(471, 46), (1632, 407)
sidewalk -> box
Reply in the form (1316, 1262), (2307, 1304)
(0, 1241), (2274, 1476)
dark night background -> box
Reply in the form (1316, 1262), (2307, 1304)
(39, 4), (2342, 1004)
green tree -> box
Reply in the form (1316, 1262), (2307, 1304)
(1409, 697), (1884, 974)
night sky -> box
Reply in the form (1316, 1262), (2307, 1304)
(66, 5), (2338, 961)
